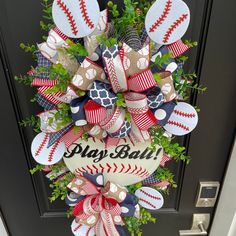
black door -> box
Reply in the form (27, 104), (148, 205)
(0, 0), (235, 235)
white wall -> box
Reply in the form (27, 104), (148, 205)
(210, 137), (236, 236)
(0, 216), (8, 236)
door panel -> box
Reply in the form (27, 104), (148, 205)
(0, 0), (235, 235)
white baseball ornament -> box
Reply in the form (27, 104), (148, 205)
(164, 102), (198, 136)
(123, 56), (131, 70)
(145, 0), (190, 45)
(63, 138), (163, 186)
(71, 219), (95, 236)
(135, 187), (164, 210)
(85, 69), (97, 80)
(31, 132), (66, 165)
(137, 58), (149, 70)
(52, 0), (101, 38)
(161, 83), (172, 95)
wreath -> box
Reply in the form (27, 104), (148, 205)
(16, 0), (206, 235)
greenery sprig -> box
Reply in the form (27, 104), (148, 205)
(19, 115), (41, 133)
(149, 126), (190, 163)
(125, 208), (156, 236)
(14, 75), (34, 86)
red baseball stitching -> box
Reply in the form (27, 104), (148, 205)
(167, 120), (190, 131)
(139, 198), (157, 209)
(48, 141), (60, 162)
(79, 0), (94, 29)
(57, 0), (78, 36)
(163, 14), (188, 43)
(35, 134), (49, 157)
(173, 109), (196, 118)
(75, 163), (149, 178)
(149, 0), (172, 33)
(128, 106), (149, 115)
(73, 224), (82, 232)
(106, 58), (121, 92)
(100, 107), (122, 130)
(140, 189), (161, 200)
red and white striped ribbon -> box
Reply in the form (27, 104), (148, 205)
(125, 92), (148, 115)
(129, 120), (150, 144)
(59, 127), (84, 148)
(167, 40), (189, 58)
(99, 107), (125, 134)
(32, 78), (59, 87)
(84, 100), (107, 125)
(132, 110), (157, 131)
(105, 137), (120, 149)
(128, 69), (156, 92)
(38, 86), (64, 105)
(50, 27), (68, 42)
(160, 154), (172, 167)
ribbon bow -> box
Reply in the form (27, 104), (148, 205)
(67, 173), (139, 236)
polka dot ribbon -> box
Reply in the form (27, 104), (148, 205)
(67, 173), (139, 236)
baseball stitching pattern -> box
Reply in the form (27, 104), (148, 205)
(140, 189), (161, 200)
(173, 109), (196, 118)
(163, 13), (188, 43)
(73, 224), (82, 232)
(48, 141), (60, 162)
(106, 58), (121, 92)
(75, 163), (150, 178)
(100, 107), (121, 130)
(128, 106), (149, 115)
(79, 0), (94, 29)
(35, 134), (49, 157)
(149, 0), (172, 33)
(167, 120), (190, 131)
(139, 198), (157, 209)
(57, 0), (78, 36)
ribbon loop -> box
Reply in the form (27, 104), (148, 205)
(128, 69), (157, 92)
(103, 44), (128, 93)
(88, 81), (117, 109)
(125, 92), (148, 115)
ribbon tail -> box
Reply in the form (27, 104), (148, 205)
(95, 219), (109, 236)
(100, 211), (120, 236)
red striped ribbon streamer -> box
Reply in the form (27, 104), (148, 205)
(99, 107), (125, 134)
(38, 86), (64, 105)
(129, 120), (150, 144)
(125, 92), (148, 115)
(167, 39), (189, 58)
(84, 100), (107, 124)
(105, 137), (120, 149)
(160, 154), (172, 167)
(132, 110), (157, 131)
(32, 78), (59, 87)
(59, 127), (84, 148)
(128, 69), (156, 92)
(51, 27), (68, 42)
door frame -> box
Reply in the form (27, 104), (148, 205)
(210, 136), (236, 236)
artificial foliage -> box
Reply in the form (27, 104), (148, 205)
(16, 0), (206, 235)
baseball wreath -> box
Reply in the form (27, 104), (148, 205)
(16, 0), (206, 235)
